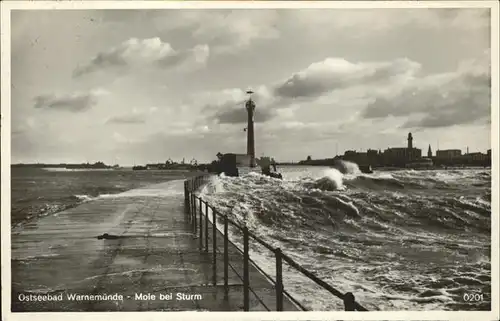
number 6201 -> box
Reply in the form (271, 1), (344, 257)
(463, 293), (484, 302)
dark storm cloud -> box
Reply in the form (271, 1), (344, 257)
(212, 107), (276, 124)
(273, 58), (421, 99)
(401, 95), (490, 129)
(274, 73), (334, 99)
(363, 63), (491, 128)
(33, 91), (103, 112)
(73, 51), (128, 77)
(199, 87), (280, 124)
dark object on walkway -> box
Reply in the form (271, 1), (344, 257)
(97, 233), (120, 240)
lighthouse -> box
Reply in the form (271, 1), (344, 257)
(245, 91), (256, 167)
(407, 132), (414, 161)
(407, 132), (413, 150)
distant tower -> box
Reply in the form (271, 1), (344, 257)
(406, 132), (414, 161)
(427, 144), (432, 158)
(407, 132), (413, 149)
(245, 91), (256, 167)
(467, 146), (469, 154)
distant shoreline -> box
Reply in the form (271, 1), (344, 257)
(11, 162), (115, 169)
(276, 163), (491, 170)
(11, 166), (203, 173)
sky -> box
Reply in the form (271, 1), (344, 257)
(10, 7), (492, 165)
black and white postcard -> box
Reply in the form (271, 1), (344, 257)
(1, 1), (498, 321)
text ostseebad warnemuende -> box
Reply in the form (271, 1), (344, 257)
(18, 293), (124, 302)
(18, 292), (202, 302)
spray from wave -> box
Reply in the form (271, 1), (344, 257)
(330, 159), (362, 175)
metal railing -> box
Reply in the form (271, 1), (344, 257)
(184, 174), (368, 311)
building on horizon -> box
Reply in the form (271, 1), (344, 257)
(436, 149), (462, 159)
(432, 148), (491, 167)
(381, 133), (422, 167)
(301, 133), (490, 169)
(337, 133), (424, 168)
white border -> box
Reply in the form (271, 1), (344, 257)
(1, 1), (499, 321)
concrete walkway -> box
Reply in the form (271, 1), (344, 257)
(11, 180), (298, 311)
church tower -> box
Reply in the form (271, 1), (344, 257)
(427, 144), (432, 158)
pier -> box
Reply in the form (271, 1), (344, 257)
(11, 176), (367, 311)
(10, 179), (296, 311)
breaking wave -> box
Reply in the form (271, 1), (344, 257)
(12, 194), (97, 229)
(197, 163), (491, 311)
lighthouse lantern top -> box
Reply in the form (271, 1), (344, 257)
(245, 99), (255, 110)
(245, 90), (255, 111)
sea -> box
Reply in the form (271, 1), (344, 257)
(10, 167), (197, 228)
(10, 164), (491, 311)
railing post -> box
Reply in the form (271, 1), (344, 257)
(224, 215), (229, 297)
(212, 208), (217, 286)
(343, 292), (356, 311)
(275, 248), (283, 311)
(193, 197), (197, 234)
(186, 189), (190, 215)
(191, 194), (196, 228)
(205, 203), (209, 252)
(184, 181), (189, 211)
(243, 226), (250, 311)
(188, 193), (192, 222)
(199, 198), (203, 249)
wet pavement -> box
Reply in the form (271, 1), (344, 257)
(11, 180), (298, 311)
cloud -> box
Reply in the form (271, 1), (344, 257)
(198, 87), (281, 124)
(33, 89), (107, 112)
(107, 114), (146, 124)
(212, 107), (276, 124)
(199, 57), (422, 124)
(288, 8), (490, 39)
(190, 10), (280, 54)
(73, 37), (209, 77)
(146, 10), (280, 55)
(198, 51), (490, 131)
(273, 58), (421, 99)
(96, 9), (488, 58)
(363, 55), (491, 128)
(106, 106), (162, 125)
